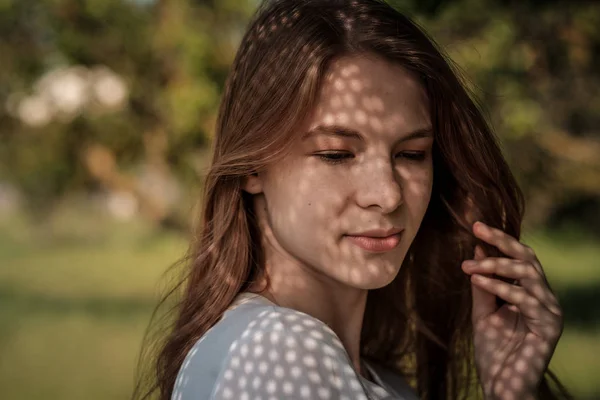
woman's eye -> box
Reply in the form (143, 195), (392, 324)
(396, 151), (427, 161)
(315, 151), (428, 165)
(315, 152), (354, 165)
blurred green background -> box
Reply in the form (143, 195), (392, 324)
(0, 0), (598, 399)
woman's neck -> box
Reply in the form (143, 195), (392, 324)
(247, 198), (372, 379)
(248, 257), (369, 377)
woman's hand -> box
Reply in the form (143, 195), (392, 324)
(461, 221), (563, 400)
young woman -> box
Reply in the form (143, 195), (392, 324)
(135, 0), (570, 399)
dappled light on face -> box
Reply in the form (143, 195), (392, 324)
(329, 95), (342, 109)
(349, 78), (364, 92)
(354, 109), (368, 125)
(254, 54), (433, 296)
(344, 93), (357, 108)
(339, 64), (360, 77)
(333, 79), (346, 91)
(361, 96), (385, 112)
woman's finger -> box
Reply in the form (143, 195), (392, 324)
(470, 245), (498, 323)
(470, 274), (562, 337)
(462, 257), (536, 280)
(472, 221), (537, 263)
(463, 258), (562, 315)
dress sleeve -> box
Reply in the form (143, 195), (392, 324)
(210, 308), (369, 400)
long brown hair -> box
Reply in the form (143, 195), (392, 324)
(134, 1), (570, 399)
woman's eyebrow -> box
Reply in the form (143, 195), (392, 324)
(302, 124), (434, 143)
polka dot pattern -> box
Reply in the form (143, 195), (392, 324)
(171, 293), (418, 399)
(211, 307), (395, 399)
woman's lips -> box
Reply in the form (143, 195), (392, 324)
(345, 232), (403, 252)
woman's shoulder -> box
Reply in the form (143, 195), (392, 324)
(171, 293), (277, 399)
(171, 293), (365, 400)
(182, 292), (349, 360)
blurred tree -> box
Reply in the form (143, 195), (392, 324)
(0, 0), (598, 233)
(0, 0), (254, 228)
(411, 0), (600, 228)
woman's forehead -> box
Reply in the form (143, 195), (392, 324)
(309, 54), (431, 138)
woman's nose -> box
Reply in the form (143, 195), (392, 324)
(353, 159), (403, 213)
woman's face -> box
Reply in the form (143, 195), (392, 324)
(246, 54), (434, 290)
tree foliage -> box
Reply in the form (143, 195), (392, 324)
(0, 0), (598, 231)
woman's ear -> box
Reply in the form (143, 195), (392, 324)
(242, 173), (263, 194)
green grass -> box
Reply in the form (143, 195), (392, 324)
(0, 310), (150, 400)
(0, 211), (598, 399)
(0, 210), (186, 400)
(522, 230), (600, 289)
(551, 331), (600, 398)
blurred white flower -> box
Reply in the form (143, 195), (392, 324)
(36, 66), (89, 116)
(136, 164), (181, 212)
(10, 64), (129, 127)
(106, 190), (139, 221)
(17, 94), (53, 127)
(90, 66), (128, 109)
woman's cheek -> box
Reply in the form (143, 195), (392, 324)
(404, 169), (433, 220)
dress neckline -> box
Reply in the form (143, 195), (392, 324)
(229, 292), (401, 397)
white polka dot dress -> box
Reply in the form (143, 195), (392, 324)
(171, 293), (417, 400)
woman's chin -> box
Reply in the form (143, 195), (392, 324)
(342, 259), (403, 290)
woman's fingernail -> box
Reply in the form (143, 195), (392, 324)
(474, 222), (488, 234)
(474, 245), (484, 257)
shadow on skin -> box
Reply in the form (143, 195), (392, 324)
(473, 309), (562, 399)
(249, 53), (433, 298)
